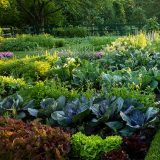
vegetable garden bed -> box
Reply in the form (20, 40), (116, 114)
(0, 33), (160, 159)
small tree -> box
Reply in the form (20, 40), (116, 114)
(144, 17), (160, 32)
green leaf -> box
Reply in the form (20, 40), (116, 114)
(51, 111), (68, 126)
(150, 80), (158, 89)
(57, 96), (66, 109)
(102, 73), (112, 83)
(120, 111), (131, 125)
(28, 108), (38, 117)
(73, 109), (90, 123)
(40, 98), (56, 109)
(17, 112), (26, 119)
(24, 100), (35, 109)
(106, 121), (123, 131)
(119, 127), (135, 136)
(145, 107), (159, 121)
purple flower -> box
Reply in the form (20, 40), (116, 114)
(0, 52), (14, 59)
(95, 52), (103, 59)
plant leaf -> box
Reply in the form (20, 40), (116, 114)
(145, 107), (159, 121)
(106, 121), (123, 131)
(28, 108), (38, 117)
(57, 96), (66, 109)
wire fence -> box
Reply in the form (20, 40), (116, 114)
(1, 23), (146, 37)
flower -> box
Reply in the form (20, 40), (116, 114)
(95, 52), (103, 59)
(0, 52), (14, 59)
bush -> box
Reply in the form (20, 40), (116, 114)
(90, 36), (116, 47)
(19, 80), (78, 105)
(0, 76), (26, 97)
(105, 33), (148, 52)
(34, 61), (51, 76)
(145, 130), (160, 160)
(144, 17), (160, 32)
(16, 34), (56, 48)
(0, 57), (54, 81)
(109, 86), (155, 108)
(0, 34), (58, 51)
(0, 59), (38, 81)
(71, 132), (122, 160)
(52, 27), (90, 37)
(54, 39), (65, 48)
(0, 117), (71, 160)
(0, 39), (39, 51)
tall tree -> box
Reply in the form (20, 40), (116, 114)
(0, 0), (19, 26)
(15, 0), (88, 33)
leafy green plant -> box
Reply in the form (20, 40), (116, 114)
(72, 60), (101, 88)
(120, 107), (158, 129)
(51, 96), (91, 126)
(0, 40), (39, 51)
(0, 34), (58, 51)
(0, 76), (26, 97)
(144, 17), (160, 32)
(54, 39), (65, 48)
(0, 117), (71, 160)
(109, 86), (155, 108)
(0, 94), (25, 119)
(52, 27), (90, 37)
(48, 57), (80, 82)
(71, 132), (122, 160)
(19, 80), (78, 105)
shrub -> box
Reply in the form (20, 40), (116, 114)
(0, 57), (55, 81)
(0, 59), (38, 81)
(54, 39), (65, 48)
(109, 86), (155, 108)
(105, 33), (148, 52)
(0, 76), (26, 97)
(145, 130), (160, 160)
(90, 36), (116, 49)
(0, 34), (58, 51)
(0, 117), (71, 160)
(16, 34), (56, 48)
(19, 80), (78, 105)
(144, 17), (160, 32)
(34, 61), (51, 76)
(52, 27), (90, 37)
(71, 132), (122, 160)
(0, 39), (39, 51)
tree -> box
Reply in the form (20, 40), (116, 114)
(0, 0), (9, 8)
(14, 0), (88, 33)
(136, 0), (160, 22)
(0, 0), (19, 26)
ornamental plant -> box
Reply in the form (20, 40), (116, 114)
(0, 52), (14, 59)
(0, 117), (71, 160)
(0, 76), (26, 97)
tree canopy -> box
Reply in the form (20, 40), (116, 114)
(0, 0), (159, 32)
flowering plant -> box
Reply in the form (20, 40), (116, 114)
(95, 51), (104, 59)
(0, 52), (14, 59)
